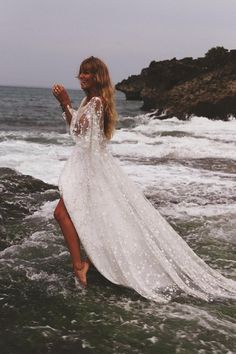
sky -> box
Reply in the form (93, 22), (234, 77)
(0, 0), (235, 89)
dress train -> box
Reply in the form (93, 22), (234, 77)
(58, 96), (236, 303)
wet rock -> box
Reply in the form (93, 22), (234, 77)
(116, 47), (236, 120)
(0, 168), (59, 250)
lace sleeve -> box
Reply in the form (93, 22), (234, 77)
(89, 96), (103, 130)
(62, 107), (77, 122)
(65, 96), (106, 149)
(71, 97), (103, 137)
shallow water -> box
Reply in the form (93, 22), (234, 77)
(0, 86), (236, 353)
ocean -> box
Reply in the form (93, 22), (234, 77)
(0, 85), (236, 354)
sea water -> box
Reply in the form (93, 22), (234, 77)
(0, 86), (235, 354)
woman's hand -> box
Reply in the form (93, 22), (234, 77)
(52, 84), (71, 107)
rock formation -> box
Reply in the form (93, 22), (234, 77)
(0, 167), (58, 250)
(116, 47), (236, 120)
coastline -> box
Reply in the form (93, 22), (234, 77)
(116, 47), (236, 120)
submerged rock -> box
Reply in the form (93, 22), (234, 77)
(116, 47), (236, 120)
(0, 167), (59, 250)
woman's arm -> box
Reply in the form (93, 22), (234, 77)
(52, 84), (72, 125)
(60, 102), (73, 125)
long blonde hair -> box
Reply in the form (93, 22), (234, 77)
(79, 56), (117, 140)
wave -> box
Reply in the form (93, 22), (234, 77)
(0, 114), (236, 188)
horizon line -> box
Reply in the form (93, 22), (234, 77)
(0, 84), (122, 91)
(0, 84), (81, 90)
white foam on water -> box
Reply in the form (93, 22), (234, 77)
(133, 115), (236, 142)
(25, 200), (59, 220)
(163, 203), (236, 219)
(114, 297), (236, 334)
(0, 230), (65, 259)
(118, 161), (236, 224)
(121, 161), (236, 191)
(112, 130), (236, 161)
(0, 130), (69, 141)
(0, 116), (236, 198)
(0, 137), (72, 185)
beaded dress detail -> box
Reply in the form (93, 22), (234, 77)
(58, 96), (236, 303)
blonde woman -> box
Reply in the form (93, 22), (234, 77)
(53, 56), (117, 287)
(52, 56), (236, 303)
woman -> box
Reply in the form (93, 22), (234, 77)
(52, 56), (236, 303)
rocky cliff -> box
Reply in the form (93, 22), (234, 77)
(116, 47), (236, 120)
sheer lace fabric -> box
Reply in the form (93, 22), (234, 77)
(58, 96), (236, 303)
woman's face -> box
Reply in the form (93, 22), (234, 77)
(79, 66), (96, 91)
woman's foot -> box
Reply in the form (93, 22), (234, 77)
(73, 260), (90, 287)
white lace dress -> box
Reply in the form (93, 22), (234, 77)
(58, 96), (236, 303)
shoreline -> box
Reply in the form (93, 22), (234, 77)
(116, 47), (236, 120)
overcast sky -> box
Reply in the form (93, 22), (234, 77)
(0, 0), (235, 89)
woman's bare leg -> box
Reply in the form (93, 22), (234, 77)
(54, 197), (90, 286)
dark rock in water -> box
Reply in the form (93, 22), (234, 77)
(0, 167), (59, 250)
(116, 75), (145, 100)
(116, 47), (236, 120)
